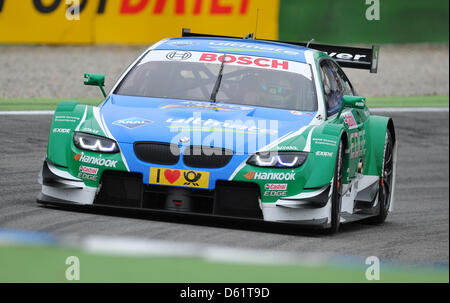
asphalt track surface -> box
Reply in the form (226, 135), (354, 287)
(0, 111), (448, 264)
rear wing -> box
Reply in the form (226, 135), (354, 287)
(182, 28), (379, 73)
(295, 42), (379, 73)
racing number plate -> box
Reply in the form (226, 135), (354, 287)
(149, 167), (209, 189)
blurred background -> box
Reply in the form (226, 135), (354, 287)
(0, 0), (448, 100)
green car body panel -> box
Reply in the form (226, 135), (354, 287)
(47, 102), (127, 189)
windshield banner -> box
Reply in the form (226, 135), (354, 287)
(139, 50), (312, 79)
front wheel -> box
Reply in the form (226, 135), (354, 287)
(367, 130), (394, 224)
(328, 140), (344, 234)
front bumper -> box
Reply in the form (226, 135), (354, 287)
(39, 160), (97, 204)
(37, 160), (331, 228)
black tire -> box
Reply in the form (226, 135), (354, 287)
(328, 140), (344, 234)
(367, 130), (394, 224)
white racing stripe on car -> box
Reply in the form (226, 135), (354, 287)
(92, 106), (108, 137)
(75, 106), (88, 132)
(228, 155), (251, 180)
(228, 127), (305, 180)
(228, 125), (313, 180)
(98, 107), (130, 172)
(302, 126), (317, 152)
(258, 125), (310, 152)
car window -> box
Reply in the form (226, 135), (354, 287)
(330, 61), (355, 96)
(216, 64), (317, 111)
(115, 60), (220, 101)
(115, 50), (318, 112)
(320, 60), (344, 116)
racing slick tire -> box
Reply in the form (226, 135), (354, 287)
(366, 130), (394, 224)
(328, 139), (345, 234)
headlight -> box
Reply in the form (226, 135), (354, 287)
(73, 132), (119, 153)
(247, 151), (308, 168)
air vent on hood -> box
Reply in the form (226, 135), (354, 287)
(183, 146), (233, 168)
(134, 142), (180, 165)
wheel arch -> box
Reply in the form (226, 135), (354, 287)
(303, 123), (347, 188)
(363, 115), (395, 176)
(340, 130), (349, 149)
(387, 118), (396, 146)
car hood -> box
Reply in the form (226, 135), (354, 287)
(101, 95), (317, 153)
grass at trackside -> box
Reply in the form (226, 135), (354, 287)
(366, 95), (449, 108)
(0, 245), (448, 283)
(0, 98), (101, 111)
(0, 96), (448, 111)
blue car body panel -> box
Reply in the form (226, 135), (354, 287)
(100, 95), (316, 189)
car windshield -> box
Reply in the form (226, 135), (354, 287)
(115, 50), (317, 111)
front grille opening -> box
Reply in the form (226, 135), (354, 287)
(183, 146), (233, 168)
(95, 170), (143, 208)
(142, 191), (166, 209)
(142, 185), (214, 214)
(214, 181), (262, 219)
(134, 142), (180, 165)
(95, 172), (262, 219)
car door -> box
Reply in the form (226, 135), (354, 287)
(330, 60), (369, 180)
(319, 59), (366, 183)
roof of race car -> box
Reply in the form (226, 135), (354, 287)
(154, 37), (311, 63)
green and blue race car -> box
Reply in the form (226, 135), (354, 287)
(38, 29), (396, 233)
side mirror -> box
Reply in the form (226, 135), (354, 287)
(342, 95), (366, 109)
(84, 73), (106, 97)
(336, 95), (366, 119)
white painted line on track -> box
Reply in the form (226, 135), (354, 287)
(0, 229), (332, 267)
(0, 107), (448, 115)
(78, 235), (333, 266)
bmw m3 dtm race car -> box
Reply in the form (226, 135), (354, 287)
(38, 29), (396, 233)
